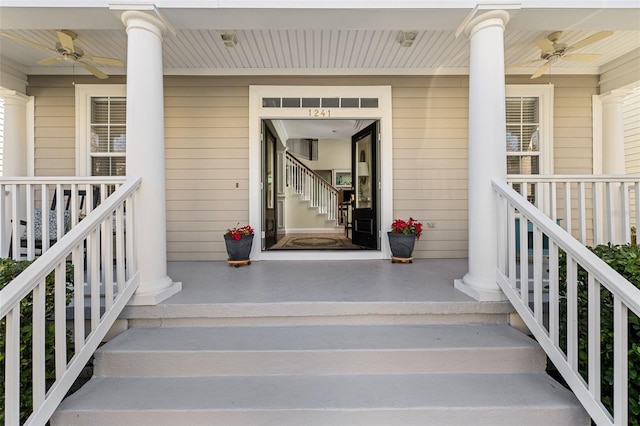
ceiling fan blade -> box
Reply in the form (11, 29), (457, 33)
(507, 58), (545, 68)
(38, 56), (63, 66)
(567, 30), (613, 51)
(0, 32), (57, 53)
(79, 61), (108, 79)
(531, 62), (550, 79)
(563, 53), (601, 62)
(56, 30), (75, 52)
(534, 36), (555, 52)
(84, 55), (124, 67)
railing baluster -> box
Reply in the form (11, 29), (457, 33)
(620, 182), (630, 243)
(533, 226), (543, 323)
(613, 298), (628, 425)
(605, 182), (615, 243)
(587, 274), (601, 401)
(55, 262), (67, 379)
(5, 306), (21, 426)
(593, 181), (602, 246)
(567, 255), (578, 369)
(577, 182), (586, 244)
(32, 279), (46, 410)
(549, 241), (559, 345)
(564, 182), (572, 238)
(73, 244), (86, 353)
(103, 212), (114, 311)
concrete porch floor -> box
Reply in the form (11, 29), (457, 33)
(164, 258), (478, 304)
(118, 259), (517, 327)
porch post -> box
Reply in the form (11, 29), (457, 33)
(0, 90), (29, 177)
(121, 11), (181, 304)
(600, 89), (631, 244)
(454, 10), (510, 301)
(0, 90), (30, 256)
(601, 90), (628, 175)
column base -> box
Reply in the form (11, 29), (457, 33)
(454, 274), (507, 301)
(129, 277), (182, 305)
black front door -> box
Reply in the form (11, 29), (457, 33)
(263, 122), (277, 249)
(351, 122), (378, 249)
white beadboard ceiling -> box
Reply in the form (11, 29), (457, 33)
(0, 6), (638, 78)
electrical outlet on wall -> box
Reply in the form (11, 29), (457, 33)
(427, 222), (436, 228)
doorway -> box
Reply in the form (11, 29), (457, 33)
(262, 119), (380, 252)
(249, 85), (393, 261)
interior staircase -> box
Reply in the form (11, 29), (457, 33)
(51, 260), (589, 425)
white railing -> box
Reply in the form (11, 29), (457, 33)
(493, 178), (640, 426)
(507, 175), (640, 246)
(0, 177), (141, 426)
(285, 152), (339, 223)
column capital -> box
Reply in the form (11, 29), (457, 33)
(0, 89), (30, 106)
(464, 10), (510, 39)
(121, 10), (167, 38)
(600, 88), (632, 105)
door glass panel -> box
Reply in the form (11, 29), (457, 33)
(355, 135), (372, 209)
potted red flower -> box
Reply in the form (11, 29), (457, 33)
(388, 217), (423, 262)
(224, 224), (254, 266)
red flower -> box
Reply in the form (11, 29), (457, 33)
(390, 217), (423, 240)
(225, 224), (254, 241)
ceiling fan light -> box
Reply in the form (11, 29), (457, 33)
(397, 31), (417, 48)
(219, 31), (238, 48)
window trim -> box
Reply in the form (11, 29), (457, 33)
(75, 84), (126, 176)
(505, 84), (554, 175)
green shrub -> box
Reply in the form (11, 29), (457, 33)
(0, 258), (73, 425)
(558, 243), (640, 424)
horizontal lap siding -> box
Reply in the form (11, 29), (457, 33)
(26, 75), (598, 260)
(165, 78), (249, 261)
(392, 76), (469, 258)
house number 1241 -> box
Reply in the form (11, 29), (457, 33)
(308, 109), (331, 117)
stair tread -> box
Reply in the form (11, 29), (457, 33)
(100, 324), (538, 352)
(57, 373), (581, 411)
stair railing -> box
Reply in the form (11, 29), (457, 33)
(1, 176), (141, 426)
(285, 151), (339, 223)
(493, 178), (639, 426)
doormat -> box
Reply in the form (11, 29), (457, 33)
(270, 234), (362, 250)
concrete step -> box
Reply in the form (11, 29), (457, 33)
(52, 373), (589, 426)
(94, 324), (546, 376)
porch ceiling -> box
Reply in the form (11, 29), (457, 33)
(0, 4), (638, 78)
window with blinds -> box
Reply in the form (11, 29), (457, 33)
(506, 96), (540, 203)
(90, 96), (126, 176)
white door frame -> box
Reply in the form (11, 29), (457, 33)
(249, 85), (393, 260)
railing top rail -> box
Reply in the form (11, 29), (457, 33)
(0, 176), (141, 319)
(493, 178), (640, 314)
(0, 176), (126, 185)
(507, 174), (640, 183)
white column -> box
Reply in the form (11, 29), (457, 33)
(601, 90), (628, 175)
(454, 10), (510, 301)
(121, 11), (181, 305)
(601, 89), (630, 244)
(0, 90), (30, 256)
(0, 90), (29, 177)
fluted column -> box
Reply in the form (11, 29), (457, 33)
(455, 10), (510, 301)
(121, 10), (181, 304)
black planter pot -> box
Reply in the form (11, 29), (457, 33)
(387, 232), (416, 259)
(224, 234), (254, 261)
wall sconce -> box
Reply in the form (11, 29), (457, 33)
(218, 30), (238, 47)
(397, 31), (417, 47)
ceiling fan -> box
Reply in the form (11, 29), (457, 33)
(0, 30), (123, 79)
(508, 30), (613, 79)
